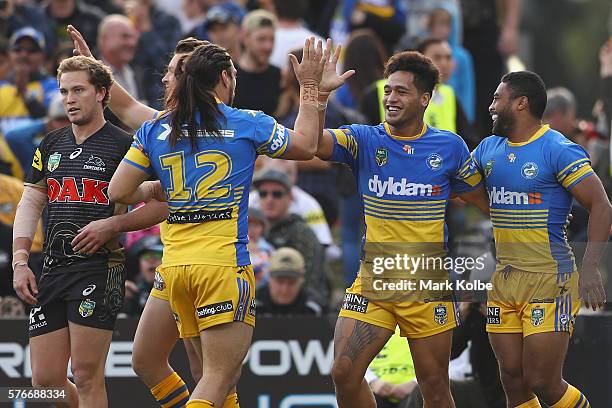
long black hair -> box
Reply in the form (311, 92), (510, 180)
(166, 43), (233, 150)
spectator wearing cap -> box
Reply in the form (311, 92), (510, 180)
(255, 247), (326, 316)
(249, 157), (335, 248)
(233, 9), (281, 116)
(253, 168), (330, 305)
(122, 235), (164, 316)
(0, 28), (60, 135)
(195, 2), (245, 61)
(247, 207), (274, 288)
(182, 0), (209, 37)
(125, 0), (182, 110)
(44, 0), (106, 51)
(5, 93), (70, 175)
(0, 0), (55, 53)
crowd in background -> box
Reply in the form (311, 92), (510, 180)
(0, 1), (611, 404)
(1, 0), (611, 308)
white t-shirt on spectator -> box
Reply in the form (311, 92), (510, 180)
(270, 26), (324, 69)
(249, 186), (333, 246)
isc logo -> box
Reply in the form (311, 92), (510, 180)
(270, 124), (286, 152)
(47, 177), (110, 205)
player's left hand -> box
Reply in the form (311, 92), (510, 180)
(578, 262), (606, 311)
(319, 39), (355, 94)
(71, 218), (118, 255)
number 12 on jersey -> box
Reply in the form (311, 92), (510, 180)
(159, 150), (233, 202)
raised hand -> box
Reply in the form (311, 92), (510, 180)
(67, 24), (93, 58)
(319, 40), (355, 94)
(289, 37), (325, 86)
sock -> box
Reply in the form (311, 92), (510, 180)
(151, 371), (190, 408)
(550, 384), (590, 408)
(515, 396), (542, 408)
(222, 393), (239, 408)
(186, 400), (215, 407)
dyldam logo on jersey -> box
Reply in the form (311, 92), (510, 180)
(270, 124), (286, 152)
(47, 177), (110, 205)
(488, 186), (542, 205)
(368, 175), (441, 197)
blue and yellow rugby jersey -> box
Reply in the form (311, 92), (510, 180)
(472, 125), (595, 275)
(123, 103), (290, 267)
(327, 123), (481, 275)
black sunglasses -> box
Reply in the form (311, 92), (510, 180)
(11, 46), (40, 54)
(258, 189), (286, 199)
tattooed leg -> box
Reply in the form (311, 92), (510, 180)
(331, 317), (393, 408)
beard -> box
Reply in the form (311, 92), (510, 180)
(228, 84), (236, 106)
(492, 110), (514, 137)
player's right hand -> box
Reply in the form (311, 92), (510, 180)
(579, 262), (606, 311)
(290, 37), (325, 86)
(67, 25), (93, 58)
(12, 265), (38, 305)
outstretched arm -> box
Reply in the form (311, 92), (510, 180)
(570, 174), (612, 310)
(68, 25), (158, 129)
(316, 41), (355, 160)
(71, 200), (169, 255)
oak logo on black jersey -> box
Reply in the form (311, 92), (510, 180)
(47, 177), (110, 205)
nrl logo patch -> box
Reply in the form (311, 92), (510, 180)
(434, 304), (448, 325)
(79, 299), (96, 318)
(375, 147), (388, 166)
(531, 306), (545, 327)
(484, 159), (494, 177)
(48, 152), (61, 172)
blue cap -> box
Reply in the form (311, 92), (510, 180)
(204, 2), (245, 30)
(137, 235), (164, 255)
(9, 27), (45, 51)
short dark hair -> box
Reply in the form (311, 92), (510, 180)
(174, 37), (209, 54)
(384, 51), (439, 95)
(167, 43), (232, 150)
(273, 0), (307, 21)
(415, 38), (445, 55)
(500, 71), (547, 119)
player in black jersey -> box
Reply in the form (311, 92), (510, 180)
(12, 56), (132, 408)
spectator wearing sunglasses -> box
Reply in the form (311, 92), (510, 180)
(193, 2), (245, 61)
(254, 169), (331, 306)
(0, 27), (59, 135)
